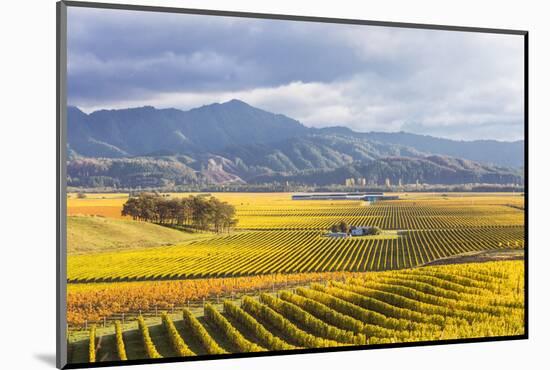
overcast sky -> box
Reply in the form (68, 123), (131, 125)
(67, 7), (525, 141)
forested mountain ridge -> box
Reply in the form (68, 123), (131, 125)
(251, 155), (522, 186)
(67, 100), (524, 188)
(67, 100), (309, 158)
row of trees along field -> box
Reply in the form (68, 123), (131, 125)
(121, 193), (237, 233)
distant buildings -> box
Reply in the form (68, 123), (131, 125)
(345, 178), (355, 187)
(292, 192), (399, 202)
(344, 177), (369, 187)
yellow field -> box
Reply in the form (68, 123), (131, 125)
(67, 226), (523, 282)
(66, 193), (525, 363)
(67, 193), (524, 282)
(68, 192), (524, 229)
(69, 261), (524, 363)
(68, 197), (130, 219)
(67, 271), (370, 325)
(68, 215), (215, 254)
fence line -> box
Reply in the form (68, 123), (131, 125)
(67, 275), (345, 332)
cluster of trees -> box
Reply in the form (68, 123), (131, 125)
(365, 226), (382, 235)
(330, 221), (350, 233)
(121, 193), (237, 233)
(329, 221), (381, 235)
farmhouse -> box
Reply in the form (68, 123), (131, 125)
(350, 226), (372, 236)
(327, 226), (377, 238)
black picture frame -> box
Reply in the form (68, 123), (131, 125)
(56, 1), (529, 369)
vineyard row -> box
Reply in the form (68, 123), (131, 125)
(73, 261), (524, 364)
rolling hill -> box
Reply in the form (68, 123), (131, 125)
(67, 215), (213, 254)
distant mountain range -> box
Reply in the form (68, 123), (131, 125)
(67, 100), (524, 188)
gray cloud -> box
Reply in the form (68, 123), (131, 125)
(67, 7), (524, 141)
